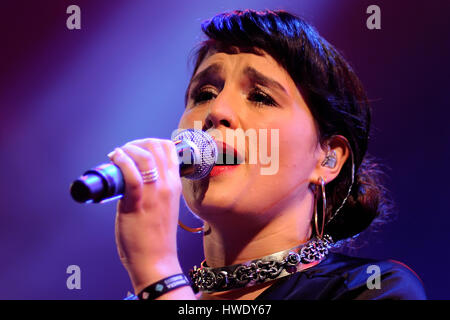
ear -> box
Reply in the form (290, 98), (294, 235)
(311, 135), (350, 185)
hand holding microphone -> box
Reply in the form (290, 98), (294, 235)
(111, 137), (184, 296)
(70, 129), (217, 296)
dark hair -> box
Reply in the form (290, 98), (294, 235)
(186, 9), (392, 244)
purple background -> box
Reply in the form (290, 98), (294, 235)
(0, 0), (448, 299)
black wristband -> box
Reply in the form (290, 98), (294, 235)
(137, 273), (191, 300)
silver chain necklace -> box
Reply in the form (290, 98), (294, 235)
(189, 234), (334, 293)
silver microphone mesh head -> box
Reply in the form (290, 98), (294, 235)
(172, 129), (218, 180)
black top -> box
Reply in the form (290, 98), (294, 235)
(255, 252), (426, 300)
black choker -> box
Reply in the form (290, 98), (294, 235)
(189, 235), (334, 293)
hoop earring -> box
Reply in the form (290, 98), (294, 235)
(178, 220), (203, 233)
(314, 177), (327, 239)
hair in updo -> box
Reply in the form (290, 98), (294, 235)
(186, 9), (392, 245)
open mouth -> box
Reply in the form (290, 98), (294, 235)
(215, 142), (244, 166)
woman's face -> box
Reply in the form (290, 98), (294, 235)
(178, 49), (322, 225)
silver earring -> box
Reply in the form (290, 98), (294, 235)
(321, 147), (337, 168)
(314, 177), (327, 239)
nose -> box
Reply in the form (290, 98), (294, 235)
(203, 89), (239, 131)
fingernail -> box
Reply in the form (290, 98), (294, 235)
(107, 148), (118, 159)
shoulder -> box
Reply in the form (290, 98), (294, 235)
(257, 252), (427, 300)
(314, 252), (427, 300)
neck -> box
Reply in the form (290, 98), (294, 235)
(202, 191), (314, 268)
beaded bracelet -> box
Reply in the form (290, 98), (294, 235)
(137, 273), (191, 300)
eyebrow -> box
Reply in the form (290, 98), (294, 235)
(185, 63), (223, 105)
(190, 63), (223, 88)
(243, 66), (288, 94)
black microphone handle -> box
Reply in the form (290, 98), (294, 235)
(70, 140), (195, 204)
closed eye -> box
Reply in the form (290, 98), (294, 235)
(190, 86), (278, 107)
(192, 87), (217, 105)
(248, 88), (277, 107)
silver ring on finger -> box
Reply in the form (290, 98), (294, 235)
(140, 167), (159, 184)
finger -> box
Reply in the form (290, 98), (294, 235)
(121, 144), (158, 178)
(120, 144), (161, 194)
(128, 139), (170, 180)
(160, 140), (180, 173)
(109, 147), (142, 211)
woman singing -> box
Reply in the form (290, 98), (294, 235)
(107, 9), (426, 300)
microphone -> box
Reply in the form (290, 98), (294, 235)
(70, 129), (218, 204)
